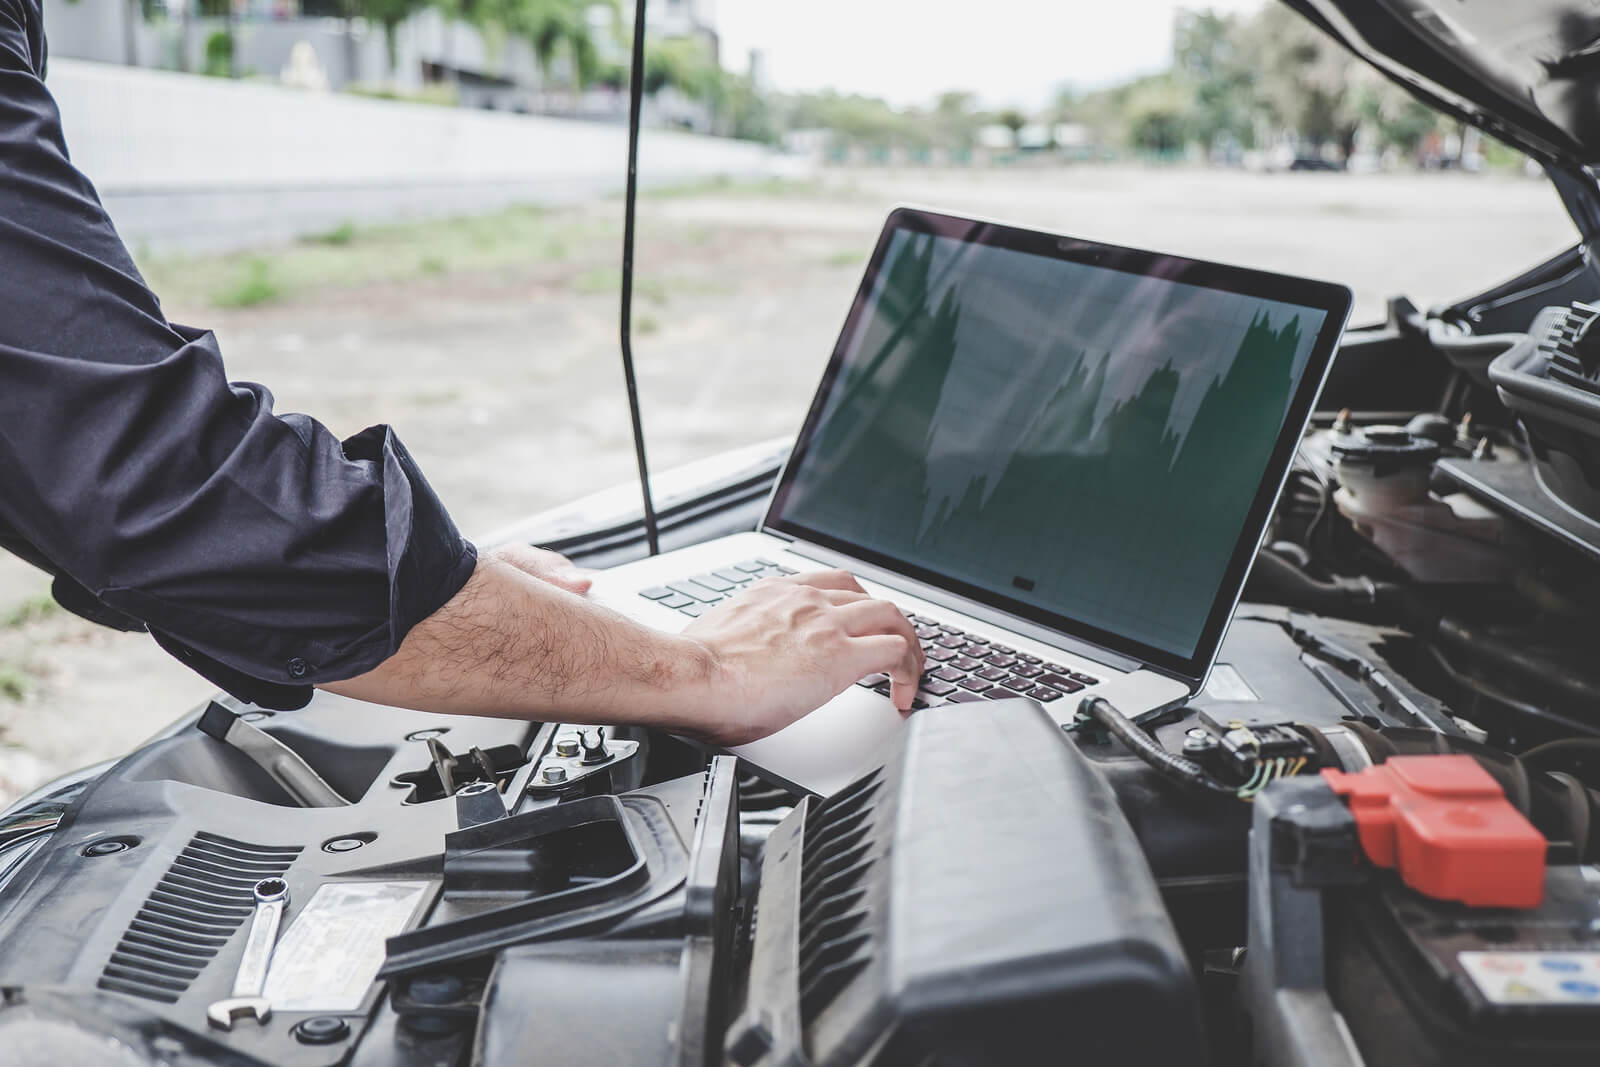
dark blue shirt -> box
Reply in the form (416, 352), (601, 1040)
(0, 0), (477, 709)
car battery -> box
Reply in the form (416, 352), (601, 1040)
(1315, 759), (1600, 1064)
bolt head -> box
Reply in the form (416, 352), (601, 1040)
(542, 765), (568, 784)
(554, 737), (581, 758)
(294, 1016), (351, 1045)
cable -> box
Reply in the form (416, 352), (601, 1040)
(1079, 696), (1237, 796)
(618, 0), (661, 556)
(1519, 737), (1600, 765)
(1433, 616), (1600, 710)
(1425, 642), (1600, 739)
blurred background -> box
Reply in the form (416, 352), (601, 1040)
(0, 0), (1581, 799)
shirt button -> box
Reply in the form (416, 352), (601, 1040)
(287, 657), (309, 679)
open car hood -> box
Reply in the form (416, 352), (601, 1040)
(1290, 0), (1600, 236)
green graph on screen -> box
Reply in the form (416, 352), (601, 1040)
(782, 230), (1319, 657)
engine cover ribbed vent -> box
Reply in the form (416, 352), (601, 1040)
(96, 832), (301, 1003)
(1541, 301), (1600, 396)
(795, 769), (882, 1024)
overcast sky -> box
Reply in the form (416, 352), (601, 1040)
(715, 0), (1268, 110)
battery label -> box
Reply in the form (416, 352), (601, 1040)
(1459, 951), (1600, 1006)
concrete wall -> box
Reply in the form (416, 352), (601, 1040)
(44, 58), (795, 251)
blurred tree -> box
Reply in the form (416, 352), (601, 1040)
(995, 107), (1026, 148)
(643, 36), (720, 97)
(1241, 4), (1360, 156)
(718, 73), (777, 142)
(1348, 65), (1442, 157)
(780, 91), (903, 150)
(932, 90), (982, 152)
(367, 0), (429, 73)
(1173, 9), (1255, 151)
(1123, 74), (1191, 154)
(502, 0), (610, 89)
(202, 27), (233, 77)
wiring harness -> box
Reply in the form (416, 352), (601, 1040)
(1077, 696), (1310, 801)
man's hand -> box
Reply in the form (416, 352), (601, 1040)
(324, 550), (923, 748)
(681, 569), (925, 745)
(490, 543), (593, 596)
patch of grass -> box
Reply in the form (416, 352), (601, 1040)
(639, 175), (825, 200)
(305, 220), (357, 246)
(574, 268), (667, 303)
(635, 314), (659, 335)
(824, 249), (865, 268)
(0, 666), (29, 702)
(572, 266), (617, 293)
(213, 257), (284, 308)
(344, 83), (460, 108)
(2, 593), (56, 629)
(139, 202), (616, 313)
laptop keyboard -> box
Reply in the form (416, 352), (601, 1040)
(638, 558), (798, 618)
(638, 559), (1100, 710)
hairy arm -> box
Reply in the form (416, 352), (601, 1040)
(324, 546), (924, 746)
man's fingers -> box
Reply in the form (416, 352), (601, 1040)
(788, 568), (869, 595)
(832, 597), (915, 638)
(834, 600), (923, 675)
(850, 633), (922, 711)
(829, 599), (923, 713)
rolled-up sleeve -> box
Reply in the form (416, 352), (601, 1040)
(0, 0), (477, 708)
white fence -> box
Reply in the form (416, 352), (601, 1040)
(45, 59), (795, 251)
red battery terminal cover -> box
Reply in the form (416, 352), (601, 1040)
(1321, 755), (1546, 909)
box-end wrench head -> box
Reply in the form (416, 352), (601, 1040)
(207, 877), (289, 1031)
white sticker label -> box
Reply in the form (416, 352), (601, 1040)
(1203, 664), (1258, 703)
(1459, 951), (1600, 1006)
(262, 881), (430, 1013)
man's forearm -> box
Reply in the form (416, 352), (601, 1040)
(324, 551), (721, 736)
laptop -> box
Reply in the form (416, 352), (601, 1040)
(588, 207), (1352, 795)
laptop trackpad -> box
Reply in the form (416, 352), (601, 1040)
(729, 685), (908, 796)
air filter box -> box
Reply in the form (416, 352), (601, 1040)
(724, 698), (1201, 1067)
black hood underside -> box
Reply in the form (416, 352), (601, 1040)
(1291, 1), (1600, 169)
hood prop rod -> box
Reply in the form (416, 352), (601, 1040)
(618, 0), (660, 556)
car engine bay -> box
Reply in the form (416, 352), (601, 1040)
(8, 272), (1600, 1066)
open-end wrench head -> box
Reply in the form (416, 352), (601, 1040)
(207, 997), (271, 1030)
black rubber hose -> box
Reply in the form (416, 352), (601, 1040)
(1521, 737), (1600, 764)
(1433, 616), (1600, 710)
(1246, 547), (1404, 614)
(1424, 644), (1600, 739)
(1080, 697), (1236, 796)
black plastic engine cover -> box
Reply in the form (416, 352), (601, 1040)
(727, 697), (1202, 1067)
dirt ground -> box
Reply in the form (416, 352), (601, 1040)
(0, 164), (1579, 803)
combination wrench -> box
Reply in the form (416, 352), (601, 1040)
(206, 877), (289, 1030)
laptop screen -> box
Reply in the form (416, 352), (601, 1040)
(765, 209), (1350, 682)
